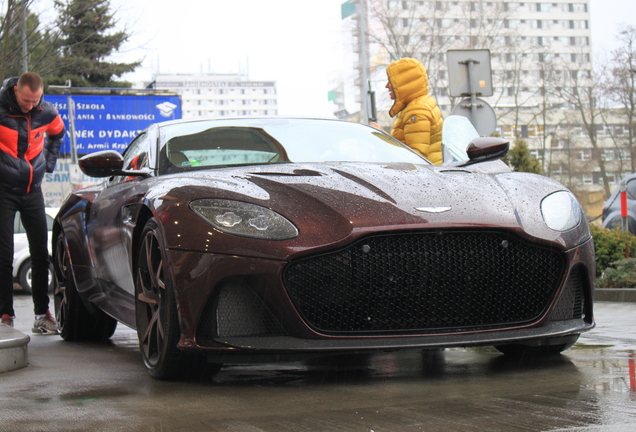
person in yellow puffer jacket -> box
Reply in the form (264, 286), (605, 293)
(385, 58), (444, 165)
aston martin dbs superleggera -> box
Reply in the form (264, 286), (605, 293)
(53, 116), (595, 379)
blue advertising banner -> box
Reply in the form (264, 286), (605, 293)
(45, 94), (182, 155)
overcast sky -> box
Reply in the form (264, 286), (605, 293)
(589, 0), (636, 59)
(33, 0), (636, 117)
(108, 0), (347, 117)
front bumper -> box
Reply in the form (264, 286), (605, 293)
(168, 231), (595, 357)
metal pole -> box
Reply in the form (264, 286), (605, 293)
(629, 352), (635, 391)
(621, 180), (629, 231)
(21, 0), (28, 72)
(358, 0), (370, 123)
(459, 58), (483, 134)
(467, 60), (478, 128)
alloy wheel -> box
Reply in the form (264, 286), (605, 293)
(136, 229), (166, 368)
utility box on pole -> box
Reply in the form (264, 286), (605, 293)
(447, 49), (496, 136)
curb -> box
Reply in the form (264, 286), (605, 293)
(0, 324), (29, 374)
(595, 288), (636, 302)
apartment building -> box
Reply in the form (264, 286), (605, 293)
(154, 73), (278, 118)
(355, 0), (592, 112)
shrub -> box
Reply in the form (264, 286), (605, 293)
(597, 258), (636, 288)
(590, 224), (636, 279)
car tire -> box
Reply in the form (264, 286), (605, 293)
(494, 335), (579, 358)
(17, 258), (54, 295)
(135, 218), (222, 380)
(54, 232), (117, 341)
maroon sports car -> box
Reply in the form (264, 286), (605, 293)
(53, 117), (595, 379)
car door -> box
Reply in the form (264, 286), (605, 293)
(84, 131), (154, 322)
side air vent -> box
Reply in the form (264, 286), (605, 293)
(549, 266), (585, 321)
(196, 282), (287, 346)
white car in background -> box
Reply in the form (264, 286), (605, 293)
(13, 207), (59, 294)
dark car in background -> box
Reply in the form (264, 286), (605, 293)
(53, 117), (595, 380)
(602, 172), (636, 234)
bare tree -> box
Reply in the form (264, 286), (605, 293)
(604, 25), (636, 174)
(549, 51), (612, 197)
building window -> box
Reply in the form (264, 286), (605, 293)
(529, 150), (543, 160)
(613, 125), (625, 136)
(577, 174), (593, 185)
(595, 124), (607, 137)
(575, 149), (592, 161)
(569, 3), (588, 13)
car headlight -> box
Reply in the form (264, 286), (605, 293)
(540, 191), (582, 231)
(190, 199), (299, 240)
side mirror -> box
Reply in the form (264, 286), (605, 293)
(464, 137), (509, 165)
(79, 150), (150, 178)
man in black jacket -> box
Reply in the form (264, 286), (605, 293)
(0, 72), (65, 334)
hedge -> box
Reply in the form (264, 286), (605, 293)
(590, 224), (636, 287)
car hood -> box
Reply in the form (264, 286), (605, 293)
(151, 162), (587, 253)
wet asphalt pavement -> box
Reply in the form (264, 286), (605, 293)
(1, 294), (635, 432)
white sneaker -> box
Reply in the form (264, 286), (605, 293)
(32, 311), (58, 335)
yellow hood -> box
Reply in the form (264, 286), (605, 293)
(387, 58), (430, 117)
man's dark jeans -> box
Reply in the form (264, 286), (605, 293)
(0, 187), (50, 317)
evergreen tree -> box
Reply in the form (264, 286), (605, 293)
(0, 1), (62, 83)
(52, 0), (141, 87)
(504, 138), (543, 174)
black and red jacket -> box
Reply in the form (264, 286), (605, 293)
(0, 77), (65, 195)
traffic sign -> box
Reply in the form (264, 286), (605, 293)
(447, 50), (493, 97)
(451, 97), (497, 136)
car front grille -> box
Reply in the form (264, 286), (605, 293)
(283, 230), (566, 335)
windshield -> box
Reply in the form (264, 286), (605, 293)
(157, 118), (428, 174)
